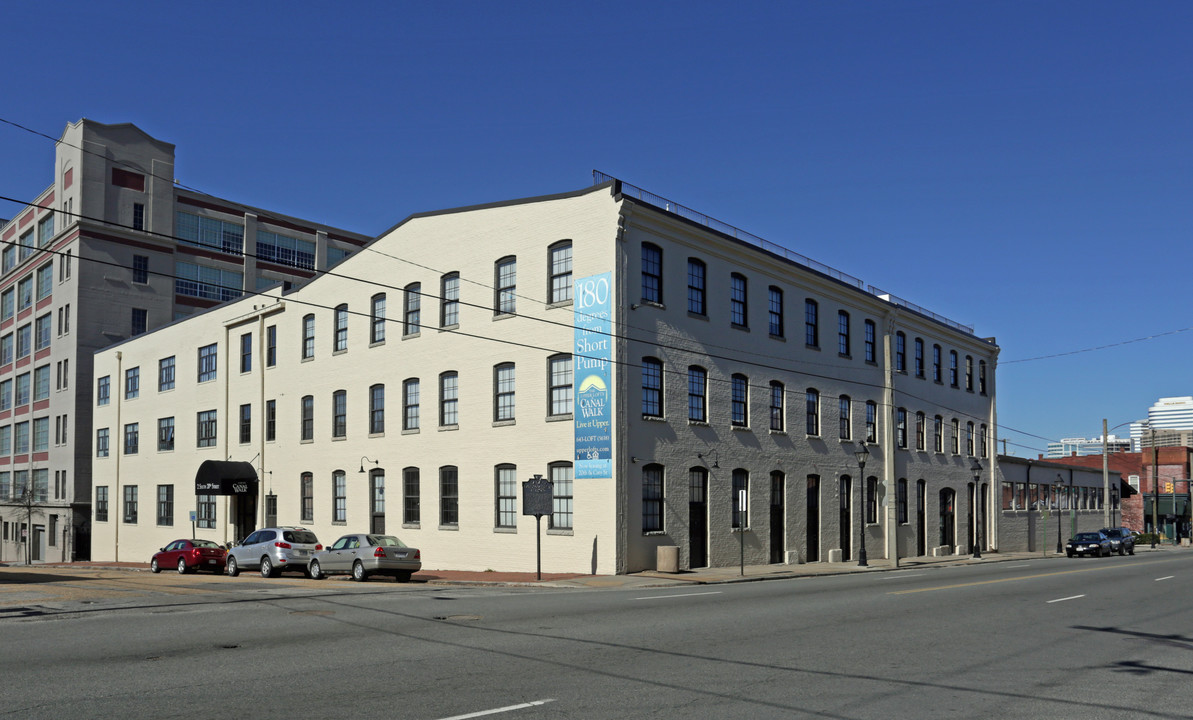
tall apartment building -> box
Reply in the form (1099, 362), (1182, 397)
(91, 176), (999, 574)
(0, 119), (369, 563)
(1045, 435), (1132, 458)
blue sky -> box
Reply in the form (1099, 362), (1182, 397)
(2, 1), (1190, 456)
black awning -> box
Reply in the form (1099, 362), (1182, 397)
(195, 460), (259, 496)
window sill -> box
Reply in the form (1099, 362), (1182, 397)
(300, 438), (313, 444)
(439, 323), (459, 332)
(546, 300), (573, 310)
(805, 344), (819, 351)
(731, 324), (750, 332)
(769, 429), (787, 436)
(368, 432), (385, 439)
(369, 340), (386, 348)
(493, 420), (516, 428)
(732, 425), (752, 433)
(439, 524), (459, 531)
(492, 313), (515, 321)
(642, 415), (666, 422)
(770, 334), (786, 342)
(402, 428), (420, 435)
(687, 311), (708, 321)
(546, 528), (573, 536)
(688, 420), (709, 427)
(493, 526), (517, 534)
(331, 435), (346, 442)
(438, 424), (459, 432)
(402, 332), (421, 340)
(636, 300), (664, 311)
(643, 530), (667, 537)
(546, 414), (572, 423)
(332, 349), (347, 356)
(402, 523), (420, 530)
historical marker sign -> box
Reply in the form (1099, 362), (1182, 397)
(523, 474), (554, 517)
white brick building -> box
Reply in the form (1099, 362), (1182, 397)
(90, 178), (999, 574)
(0, 119), (369, 563)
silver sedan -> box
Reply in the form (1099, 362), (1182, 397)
(307, 533), (422, 582)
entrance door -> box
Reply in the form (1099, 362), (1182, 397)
(689, 469), (708, 568)
(370, 470), (386, 535)
(806, 475), (820, 562)
(232, 494), (257, 543)
(839, 476), (851, 561)
(770, 472), (785, 563)
(967, 483), (975, 554)
(31, 525), (45, 562)
(939, 488), (956, 550)
(916, 480), (927, 556)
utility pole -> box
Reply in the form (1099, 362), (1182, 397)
(1102, 419), (1111, 528)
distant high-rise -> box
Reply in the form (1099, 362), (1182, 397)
(1045, 436), (1132, 459)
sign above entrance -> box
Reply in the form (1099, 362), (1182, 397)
(194, 460), (259, 496)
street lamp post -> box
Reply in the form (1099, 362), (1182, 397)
(971, 458), (983, 559)
(1054, 476), (1064, 555)
(855, 443), (870, 568)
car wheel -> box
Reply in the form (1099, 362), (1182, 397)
(226, 556), (240, 577)
(352, 561), (367, 582)
(151, 558), (160, 573)
(261, 557), (276, 578)
(310, 560), (324, 580)
(1129, 547), (1135, 556)
(1066, 550), (1073, 558)
(396, 570), (412, 583)
(177, 558), (189, 574)
(1118, 545), (1125, 556)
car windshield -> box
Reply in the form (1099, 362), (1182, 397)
(284, 530), (319, 544)
(369, 535), (407, 548)
(1075, 533), (1102, 541)
(1102, 529), (1121, 538)
(192, 540), (221, 549)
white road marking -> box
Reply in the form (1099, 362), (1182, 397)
(1047, 595), (1085, 604)
(1003, 564), (1032, 568)
(878, 573), (925, 580)
(1155, 576), (1174, 582)
(437, 699), (556, 719)
(635, 591), (723, 600)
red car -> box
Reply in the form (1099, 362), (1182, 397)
(151, 539), (227, 574)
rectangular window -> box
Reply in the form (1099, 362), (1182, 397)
(495, 258), (516, 315)
(914, 338), (924, 378)
(496, 465), (518, 528)
(239, 404), (252, 444)
(897, 479), (908, 524)
(896, 408), (907, 448)
(768, 287), (784, 337)
(730, 274), (747, 327)
(96, 486), (109, 522)
(440, 466), (459, 526)
(158, 356), (175, 391)
(915, 412), (926, 451)
(642, 465), (664, 532)
(301, 396), (314, 441)
(332, 390), (347, 438)
(494, 364), (515, 422)
(15, 374), (29, 407)
(439, 373), (457, 427)
(125, 367), (140, 399)
(933, 345), (942, 382)
(0, 380), (10, 412)
(158, 417), (175, 451)
(372, 294), (388, 342)
(266, 399), (276, 441)
(266, 325), (277, 366)
(175, 212), (245, 255)
(369, 385), (385, 434)
(35, 313), (51, 348)
(18, 278), (32, 311)
(198, 494), (216, 529)
(403, 286), (420, 336)
(731, 375), (748, 427)
(38, 216), (54, 246)
(838, 311), (850, 356)
(934, 416), (944, 452)
(240, 332), (252, 373)
(550, 463), (573, 530)
(866, 477), (878, 524)
(549, 243), (572, 304)
(301, 474), (314, 523)
(124, 486), (139, 524)
(131, 308), (147, 336)
(132, 203), (145, 231)
(256, 229), (315, 269)
(441, 275), (459, 327)
(132, 255), (149, 284)
(896, 333), (906, 373)
(334, 305), (348, 351)
(688, 366), (707, 422)
(839, 397), (851, 439)
(1, 289), (12, 322)
(687, 259), (706, 315)
(0, 334), (11, 366)
(123, 422), (139, 455)
(642, 359), (662, 418)
(805, 299), (818, 347)
(549, 355), (573, 416)
(33, 365), (49, 401)
(403, 468), (420, 524)
(403, 380), (420, 430)
(16, 324), (31, 359)
(770, 382), (784, 431)
(197, 410), (217, 448)
(174, 262), (243, 302)
(333, 471), (347, 523)
(32, 417), (48, 451)
(96, 428), (109, 458)
(36, 263), (53, 299)
(865, 401), (877, 443)
(950, 351), (959, 387)
(198, 344), (217, 382)
(806, 389), (820, 435)
(864, 320), (876, 363)
(302, 315), (315, 359)
(157, 485), (174, 526)
(641, 243), (662, 304)
(951, 419), (960, 454)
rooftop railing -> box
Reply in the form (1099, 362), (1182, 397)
(595, 170), (975, 336)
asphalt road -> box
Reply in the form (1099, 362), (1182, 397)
(3, 553), (1191, 719)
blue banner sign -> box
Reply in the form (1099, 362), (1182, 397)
(574, 272), (613, 478)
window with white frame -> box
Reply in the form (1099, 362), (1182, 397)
(370, 293), (387, 343)
(369, 384), (385, 434)
(495, 257), (516, 315)
(403, 379), (420, 430)
(730, 274), (747, 327)
(641, 243), (662, 304)
(197, 411), (217, 448)
(494, 363), (515, 422)
(332, 390), (347, 438)
(731, 374), (749, 427)
(496, 464), (517, 528)
(197, 344), (217, 382)
(687, 258), (706, 315)
(440, 466), (459, 526)
(548, 354), (572, 417)
(302, 314), (315, 359)
(403, 284), (421, 336)
(688, 366), (707, 422)
(439, 372), (458, 427)
(642, 464), (664, 532)
(333, 305), (348, 351)
(549, 241), (572, 304)
(440, 274), (459, 327)
(549, 462), (573, 530)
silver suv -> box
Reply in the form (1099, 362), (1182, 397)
(226, 527), (322, 578)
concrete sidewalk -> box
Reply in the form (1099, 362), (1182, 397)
(18, 543), (1182, 590)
